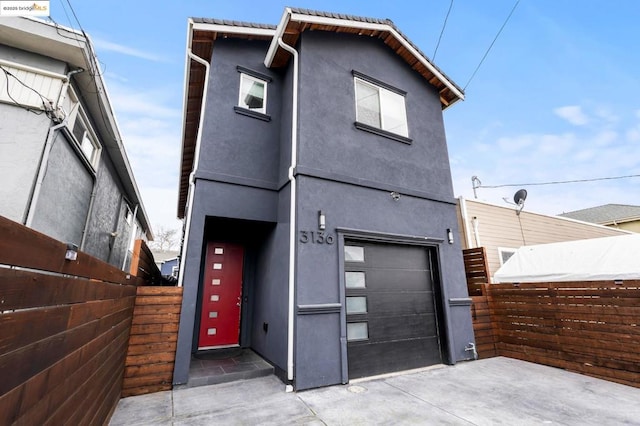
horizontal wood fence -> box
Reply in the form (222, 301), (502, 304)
(470, 287), (497, 359)
(130, 239), (163, 285)
(463, 247), (490, 296)
(471, 281), (640, 388)
(122, 286), (183, 397)
(0, 215), (141, 425)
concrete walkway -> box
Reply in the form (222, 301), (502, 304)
(110, 357), (640, 425)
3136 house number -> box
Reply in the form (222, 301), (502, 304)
(299, 230), (335, 245)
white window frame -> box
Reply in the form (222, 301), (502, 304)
(498, 247), (517, 266)
(354, 76), (409, 138)
(238, 73), (267, 114)
(69, 98), (100, 169)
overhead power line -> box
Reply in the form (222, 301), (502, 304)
(463, 0), (521, 90)
(433, 0), (454, 61)
(475, 174), (640, 189)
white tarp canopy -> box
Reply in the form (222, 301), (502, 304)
(494, 233), (640, 283)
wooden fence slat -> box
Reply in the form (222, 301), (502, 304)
(472, 279), (640, 389)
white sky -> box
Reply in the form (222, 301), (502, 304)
(49, 0), (640, 235)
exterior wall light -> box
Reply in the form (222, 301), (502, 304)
(65, 243), (78, 261)
(318, 210), (326, 230)
(447, 228), (454, 244)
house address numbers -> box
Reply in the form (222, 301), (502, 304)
(299, 230), (335, 245)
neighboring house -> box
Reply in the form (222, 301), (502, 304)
(175, 8), (474, 391)
(152, 249), (180, 277)
(457, 197), (630, 281)
(0, 17), (152, 270)
(559, 204), (640, 233)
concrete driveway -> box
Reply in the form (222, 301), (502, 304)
(110, 357), (640, 425)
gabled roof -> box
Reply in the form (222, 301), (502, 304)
(559, 204), (640, 225)
(265, 8), (464, 108)
(179, 8), (464, 218)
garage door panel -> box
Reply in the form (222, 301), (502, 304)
(345, 269), (434, 292)
(346, 243), (429, 270)
(347, 337), (442, 379)
(365, 292), (435, 316)
(345, 241), (443, 380)
(365, 314), (438, 342)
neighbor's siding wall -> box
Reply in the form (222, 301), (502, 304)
(607, 220), (640, 233)
(458, 199), (629, 279)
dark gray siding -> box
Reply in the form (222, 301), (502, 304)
(30, 131), (93, 246)
(297, 31), (454, 197)
(293, 176), (472, 389)
(0, 104), (49, 222)
(198, 39), (282, 186)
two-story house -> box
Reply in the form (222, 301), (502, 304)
(175, 7), (475, 391)
(0, 17), (152, 270)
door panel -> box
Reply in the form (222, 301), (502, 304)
(198, 242), (244, 349)
(345, 241), (442, 379)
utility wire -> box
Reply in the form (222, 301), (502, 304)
(1, 65), (48, 115)
(433, 0), (454, 61)
(476, 174), (640, 189)
(463, 0), (521, 90)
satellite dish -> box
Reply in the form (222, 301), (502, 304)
(513, 189), (527, 215)
(513, 189), (527, 206)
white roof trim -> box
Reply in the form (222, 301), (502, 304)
(191, 22), (276, 37)
(264, 7), (292, 67)
(264, 9), (463, 103)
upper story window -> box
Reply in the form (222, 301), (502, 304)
(238, 73), (267, 114)
(72, 109), (100, 168)
(353, 71), (409, 140)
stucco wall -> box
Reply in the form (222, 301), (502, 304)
(30, 130), (93, 246)
(0, 104), (49, 222)
(297, 32), (454, 198)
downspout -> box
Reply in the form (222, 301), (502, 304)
(277, 37), (298, 383)
(79, 171), (98, 250)
(458, 196), (473, 249)
(122, 204), (139, 270)
(24, 121), (66, 226)
(177, 49), (211, 288)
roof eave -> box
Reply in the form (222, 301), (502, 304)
(264, 9), (464, 108)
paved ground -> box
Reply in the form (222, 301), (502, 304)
(110, 357), (640, 425)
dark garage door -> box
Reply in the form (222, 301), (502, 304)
(344, 241), (442, 379)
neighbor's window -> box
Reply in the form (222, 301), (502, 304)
(354, 77), (408, 138)
(72, 110), (100, 167)
(239, 73), (267, 114)
(498, 247), (516, 265)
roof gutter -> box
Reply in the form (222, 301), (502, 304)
(177, 21), (211, 288)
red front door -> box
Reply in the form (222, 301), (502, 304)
(198, 242), (244, 349)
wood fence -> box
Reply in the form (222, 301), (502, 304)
(0, 215), (141, 425)
(122, 286), (183, 397)
(463, 247), (490, 296)
(471, 281), (640, 388)
(470, 287), (497, 359)
(130, 239), (163, 285)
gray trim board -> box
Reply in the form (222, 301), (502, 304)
(294, 166), (456, 205)
(337, 227), (445, 246)
(195, 170), (279, 191)
(448, 298), (473, 307)
(233, 106), (272, 121)
(236, 65), (273, 82)
(354, 121), (412, 144)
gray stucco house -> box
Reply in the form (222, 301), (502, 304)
(175, 7), (475, 391)
(0, 17), (152, 270)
